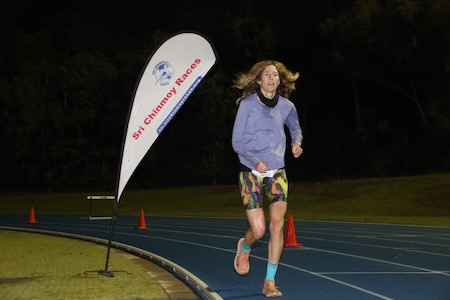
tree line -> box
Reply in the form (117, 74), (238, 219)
(1, 0), (449, 192)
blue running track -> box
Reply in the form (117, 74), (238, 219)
(1, 214), (449, 299)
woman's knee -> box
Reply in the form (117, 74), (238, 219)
(251, 224), (266, 239)
(269, 219), (285, 235)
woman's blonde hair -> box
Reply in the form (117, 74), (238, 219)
(232, 60), (300, 105)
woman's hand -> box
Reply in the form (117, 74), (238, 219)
(292, 143), (303, 158)
(256, 161), (269, 173)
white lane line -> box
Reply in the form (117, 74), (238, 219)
(303, 246), (450, 277)
(297, 235), (450, 258)
(296, 229), (450, 249)
(318, 271), (450, 275)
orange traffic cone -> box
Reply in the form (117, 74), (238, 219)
(135, 209), (149, 230)
(28, 206), (38, 224)
(284, 215), (302, 247)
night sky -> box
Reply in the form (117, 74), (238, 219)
(2, 1), (344, 39)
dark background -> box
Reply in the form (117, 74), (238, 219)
(1, 0), (449, 192)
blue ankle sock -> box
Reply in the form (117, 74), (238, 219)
(265, 263), (278, 281)
(241, 242), (251, 253)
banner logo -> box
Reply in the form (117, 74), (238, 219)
(153, 61), (174, 86)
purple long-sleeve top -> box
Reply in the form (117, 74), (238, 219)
(232, 93), (303, 171)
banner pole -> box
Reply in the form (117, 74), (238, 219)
(80, 198), (129, 277)
(100, 199), (118, 277)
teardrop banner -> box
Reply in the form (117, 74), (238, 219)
(96, 32), (217, 278)
(116, 32), (217, 202)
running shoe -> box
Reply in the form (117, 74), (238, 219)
(234, 237), (250, 275)
(262, 280), (282, 297)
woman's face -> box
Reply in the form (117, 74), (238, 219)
(257, 65), (280, 95)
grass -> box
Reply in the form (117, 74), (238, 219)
(0, 230), (170, 300)
(2, 172), (449, 226)
(1, 173), (449, 299)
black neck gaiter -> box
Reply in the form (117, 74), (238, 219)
(256, 87), (279, 108)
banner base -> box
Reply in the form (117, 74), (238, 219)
(79, 269), (131, 278)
